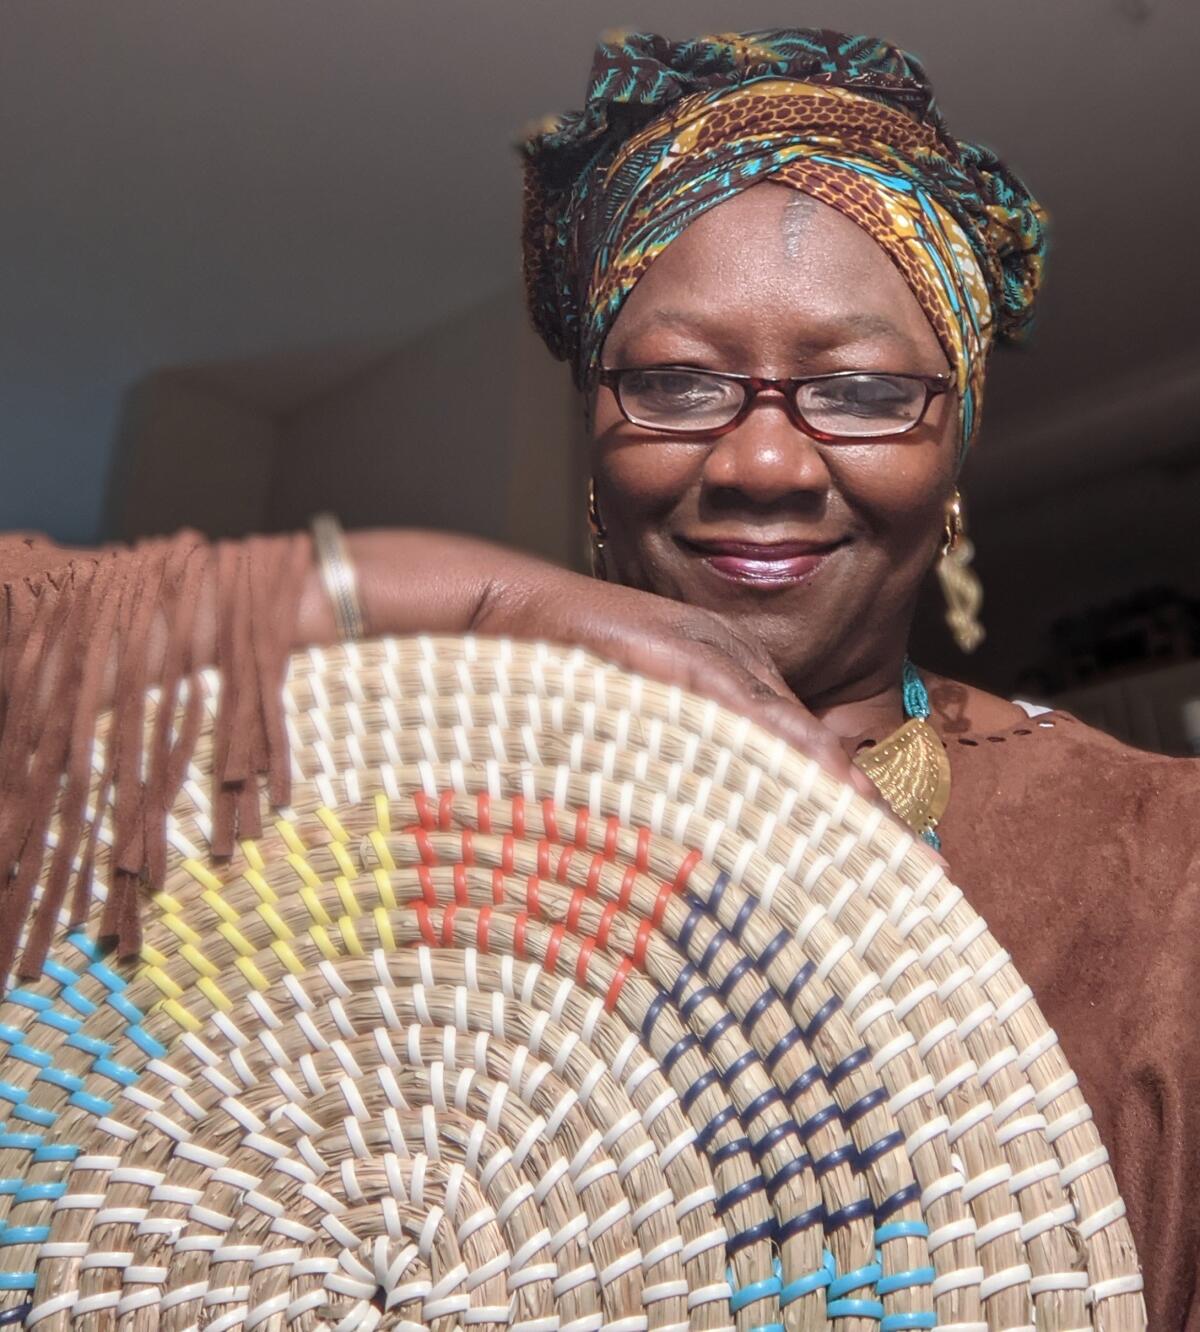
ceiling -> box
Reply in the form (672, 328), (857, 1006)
(2, 0), (1198, 539)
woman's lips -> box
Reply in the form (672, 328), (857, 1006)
(681, 538), (844, 586)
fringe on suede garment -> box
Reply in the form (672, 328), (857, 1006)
(0, 530), (309, 981)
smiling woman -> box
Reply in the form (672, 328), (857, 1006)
(1, 21), (1197, 1332)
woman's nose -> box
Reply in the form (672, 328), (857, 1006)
(702, 394), (832, 503)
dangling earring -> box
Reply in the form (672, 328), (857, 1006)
(587, 478), (608, 581)
(936, 490), (985, 653)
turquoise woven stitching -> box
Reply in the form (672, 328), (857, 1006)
(747, 1222), (936, 1327)
(0, 931), (158, 1293)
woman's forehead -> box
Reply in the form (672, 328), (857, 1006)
(605, 184), (943, 362)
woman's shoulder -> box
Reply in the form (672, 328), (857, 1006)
(924, 669), (1198, 776)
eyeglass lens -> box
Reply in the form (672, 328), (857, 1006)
(616, 368), (930, 438)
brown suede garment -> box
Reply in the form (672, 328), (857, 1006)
(931, 688), (1200, 1329)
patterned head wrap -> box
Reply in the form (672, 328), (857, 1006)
(519, 29), (1047, 450)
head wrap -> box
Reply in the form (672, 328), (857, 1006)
(519, 29), (1047, 450)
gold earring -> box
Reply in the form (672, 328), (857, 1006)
(936, 490), (985, 653)
(587, 478), (608, 581)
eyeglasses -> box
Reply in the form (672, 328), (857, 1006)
(597, 365), (953, 441)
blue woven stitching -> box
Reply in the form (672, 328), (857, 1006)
(0, 931), (152, 1304)
(758, 1238), (936, 1324)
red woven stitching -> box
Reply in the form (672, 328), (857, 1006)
(441, 903), (459, 947)
(501, 834), (515, 874)
(526, 875), (542, 918)
(491, 867), (506, 905)
(574, 807), (589, 848)
(415, 902), (437, 946)
(674, 849), (702, 891)
(438, 791), (455, 830)
(512, 796), (526, 839)
(418, 865), (438, 906)
(632, 919), (654, 967)
(477, 793), (492, 833)
(542, 799), (559, 844)
(412, 793), (435, 830)
(537, 839), (551, 878)
(415, 829), (438, 866)
(461, 827), (475, 865)
(605, 957), (633, 1010)
(566, 887), (587, 933)
(596, 901), (619, 950)
(477, 905), (492, 953)
(555, 844), (575, 884)
(651, 881), (674, 927)
(513, 912), (529, 958)
(604, 817), (620, 858)
(635, 827), (651, 871)
(453, 863), (468, 905)
(586, 853), (606, 897)
(544, 924), (565, 974)
(575, 936), (596, 985)
(617, 866), (637, 911)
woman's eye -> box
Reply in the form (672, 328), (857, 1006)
(629, 370), (725, 402)
(808, 374), (916, 416)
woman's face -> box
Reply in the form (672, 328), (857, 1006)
(591, 182), (959, 702)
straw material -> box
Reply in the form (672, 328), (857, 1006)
(0, 635), (1145, 1330)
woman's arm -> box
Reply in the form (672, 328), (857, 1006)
(2, 526), (874, 795)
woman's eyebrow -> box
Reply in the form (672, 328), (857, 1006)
(618, 306), (925, 358)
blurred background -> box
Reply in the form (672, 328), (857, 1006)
(3, 0), (1198, 752)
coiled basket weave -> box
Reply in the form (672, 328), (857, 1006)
(0, 636), (1144, 1331)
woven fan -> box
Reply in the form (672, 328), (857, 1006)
(0, 636), (1145, 1330)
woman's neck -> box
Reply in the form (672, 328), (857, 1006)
(797, 653), (912, 751)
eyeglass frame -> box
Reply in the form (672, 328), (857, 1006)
(595, 365), (955, 442)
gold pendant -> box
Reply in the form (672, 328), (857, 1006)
(853, 717), (951, 838)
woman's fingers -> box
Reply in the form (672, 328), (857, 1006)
(476, 568), (891, 806)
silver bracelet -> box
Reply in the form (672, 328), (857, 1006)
(310, 512), (368, 642)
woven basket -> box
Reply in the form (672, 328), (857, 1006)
(0, 635), (1144, 1331)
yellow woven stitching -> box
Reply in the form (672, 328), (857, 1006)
(310, 926), (338, 961)
(182, 858), (224, 893)
(217, 921), (256, 957)
(373, 906), (395, 949)
(275, 820), (306, 856)
(201, 889), (239, 926)
(236, 956), (270, 991)
(271, 939), (305, 976)
(329, 841), (357, 880)
(140, 944), (169, 970)
(256, 902), (294, 942)
(375, 793), (391, 834)
(244, 868), (279, 906)
(335, 877), (362, 919)
(140, 966), (183, 1000)
(152, 890), (183, 914)
(369, 830), (396, 870)
(160, 915), (202, 948)
(240, 839), (265, 871)
(196, 976), (232, 1011)
(287, 853), (323, 890)
(160, 998), (201, 1032)
(179, 943), (219, 979)
(317, 806), (350, 843)
(338, 915), (364, 956)
(298, 887), (333, 927)
(373, 869), (397, 910)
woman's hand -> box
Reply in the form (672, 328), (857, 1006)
(467, 550), (881, 802)
(347, 528), (879, 800)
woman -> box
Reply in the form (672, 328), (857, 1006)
(2, 26), (1196, 1325)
